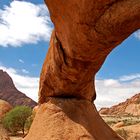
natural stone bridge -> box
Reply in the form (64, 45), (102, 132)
(25, 0), (140, 139)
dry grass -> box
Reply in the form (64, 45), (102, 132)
(102, 115), (140, 127)
(101, 115), (140, 140)
(0, 122), (24, 140)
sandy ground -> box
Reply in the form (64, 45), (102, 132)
(10, 136), (23, 140)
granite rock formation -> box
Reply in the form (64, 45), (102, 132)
(0, 99), (12, 119)
(99, 93), (140, 116)
(26, 98), (123, 140)
(0, 70), (37, 108)
(25, 0), (140, 139)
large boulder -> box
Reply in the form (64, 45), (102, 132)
(99, 108), (110, 115)
(125, 104), (140, 116)
(25, 98), (122, 140)
(0, 99), (12, 119)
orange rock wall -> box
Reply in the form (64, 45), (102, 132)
(39, 0), (140, 103)
(26, 0), (140, 140)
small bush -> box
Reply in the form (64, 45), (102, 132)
(2, 106), (32, 135)
(105, 120), (117, 126)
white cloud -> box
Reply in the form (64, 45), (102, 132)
(1, 64), (140, 110)
(21, 69), (29, 74)
(0, 0), (52, 47)
(135, 30), (140, 40)
(95, 75), (140, 109)
(119, 73), (140, 81)
(103, 79), (120, 87)
(19, 59), (24, 63)
(0, 65), (39, 102)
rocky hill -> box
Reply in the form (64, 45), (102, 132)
(0, 70), (37, 108)
(99, 93), (140, 116)
(0, 99), (12, 119)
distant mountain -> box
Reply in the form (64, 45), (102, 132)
(0, 70), (37, 108)
(99, 93), (140, 116)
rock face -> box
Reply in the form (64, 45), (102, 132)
(25, 98), (122, 140)
(26, 0), (140, 140)
(0, 124), (10, 140)
(99, 93), (140, 116)
(39, 0), (140, 103)
(0, 99), (12, 119)
(0, 70), (37, 108)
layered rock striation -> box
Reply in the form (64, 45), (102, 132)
(99, 93), (140, 116)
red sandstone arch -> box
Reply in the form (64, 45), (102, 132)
(25, 1), (140, 140)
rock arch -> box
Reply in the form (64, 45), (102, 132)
(25, 0), (140, 140)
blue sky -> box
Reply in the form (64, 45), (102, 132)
(98, 34), (140, 79)
(0, 0), (140, 109)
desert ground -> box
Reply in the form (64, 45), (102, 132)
(1, 115), (140, 140)
(102, 115), (140, 140)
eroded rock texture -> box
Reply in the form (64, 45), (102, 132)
(0, 99), (12, 119)
(25, 98), (122, 140)
(26, 0), (140, 140)
(99, 93), (140, 116)
(39, 0), (140, 102)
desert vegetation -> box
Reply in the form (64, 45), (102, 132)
(0, 106), (33, 140)
(102, 115), (140, 127)
(101, 115), (140, 140)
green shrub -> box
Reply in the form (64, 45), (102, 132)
(2, 106), (32, 135)
(104, 120), (117, 126)
(123, 118), (140, 126)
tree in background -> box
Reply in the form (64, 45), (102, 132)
(2, 106), (32, 135)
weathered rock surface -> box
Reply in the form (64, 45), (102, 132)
(25, 98), (122, 140)
(99, 93), (140, 116)
(0, 99), (12, 119)
(26, 0), (140, 140)
(99, 107), (110, 115)
(125, 103), (140, 116)
(0, 124), (10, 140)
(0, 70), (37, 108)
(113, 122), (125, 128)
(32, 105), (39, 115)
(39, 0), (140, 103)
